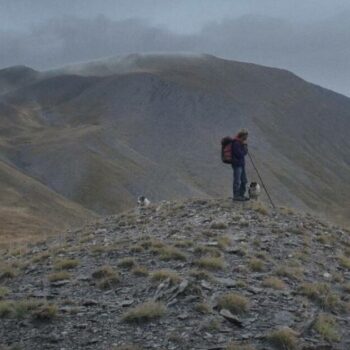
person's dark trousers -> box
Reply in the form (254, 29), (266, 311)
(232, 165), (247, 198)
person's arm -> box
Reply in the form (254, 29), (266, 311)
(232, 141), (246, 159)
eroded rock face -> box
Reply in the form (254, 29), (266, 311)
(0, 198), (349, 349)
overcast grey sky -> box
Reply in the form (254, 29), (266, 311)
(1, 0), (349, 95)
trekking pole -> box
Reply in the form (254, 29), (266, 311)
(248, 151), (276, 209)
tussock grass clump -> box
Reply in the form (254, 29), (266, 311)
(217, 235), (232, 249)
(275, 265), (304, 281)
(189, 269), (213, 281)
(122, 301), (166, 323)
(316, 235), (331, 245)
(0, 265), (17, 279)
(250, 201), (269, 215)
(248, 258), (265, 272)
(196, 256), (225, 270)
(194, 245), (221, 257)
(92, 265), (116, 279)
(194, 301), (211, 314)
(262, 277), (286, 290)
(48, 271), (71, 282)
(226, 343), (256, 350)
(298, 283), (341, 311)
(32, 303), (58, 321)
(154, 245), (187, 261)
(217, 293), (249, 315)
(280, 207), (295, 215)
(339, 255), (350, 269)
(174, 239), (193, 248)
(90, 245), (108, 254)
(200, 318), (220, 331)
(0, 300), (13, 317)
(313, 314), (340, 342)
(151, 269), (181, 284)
(130, 244), (144, 253)
(54, 259), (79, 270)
(0, 287), (10, 299)
(118, 257), (136, 269)
(32, 251), (50, 263)
(132, 265), (149, 277)
(0, 299), (55, 319)
(97, 276), (120, 289)
(92, 265), (120, 289)
(268, 327), (298, 350)
(210, 221), (228, 230)
(141, 239), (165, 250)
(13, 299), (43, 318)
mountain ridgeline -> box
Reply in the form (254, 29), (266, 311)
(0, 54), (349, 241)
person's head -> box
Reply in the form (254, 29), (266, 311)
(237, 128), (249, 141)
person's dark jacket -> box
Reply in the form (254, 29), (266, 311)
(231, 138), (248, 167)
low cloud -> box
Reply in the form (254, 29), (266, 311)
(0, 14), (349, 95)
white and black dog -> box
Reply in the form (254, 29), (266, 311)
(137, 195), (151, 207)
(248, 182), (261, 200)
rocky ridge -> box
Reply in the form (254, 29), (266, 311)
(0, 198), (349, 349)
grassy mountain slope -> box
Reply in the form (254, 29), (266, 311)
(0, 159), (96, 246)
(0, 54), (349, 241)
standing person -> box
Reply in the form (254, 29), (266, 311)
(232, 129), (249, 201)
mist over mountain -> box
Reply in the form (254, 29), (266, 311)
(1, 13), (350, 96)
(0, 53), (349, 241)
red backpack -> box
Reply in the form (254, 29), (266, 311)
(221, 136), (234, 164)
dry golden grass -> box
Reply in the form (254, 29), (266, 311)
(129, 244), (144, 253)
(196, 256), (225, 270)
(217, 235), (232, 249)
(189, 269), (213, 281)
(268, 327), (298, 350)
(32, 303), (58, 320)
(48, 271), (71, 282)
(0, 300), (13, 317)
(0, 298), (57, 320)
(122, 301), (166, 323)
(173, 239), (193, 248)
(153, 245), (187, 261)
(275, 265), (304, 281)
(151, 269), (181, 284)
(250, 201), (269, 215)
(92, 265), (120, 289)
(0, 264), (17, 279)
(298, 283), (341, 311)
(0, 286), (10, 299)
(339, 255), (350, 269)
(194, 301), (211, 314)
(53, 258), (79, 270)
(217, 293), (249, 315)
(248, 258), (265, 272)
(32, 251), (50, 263)
(118, 257), (136, 269)
(132, 265), (149, 277)
(92, 265), (116, 279)
(262, 277), (286, 290)
(210, 221), (228, 230)
(194, 245), (221, 257)
(313, 314), (340, 342)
